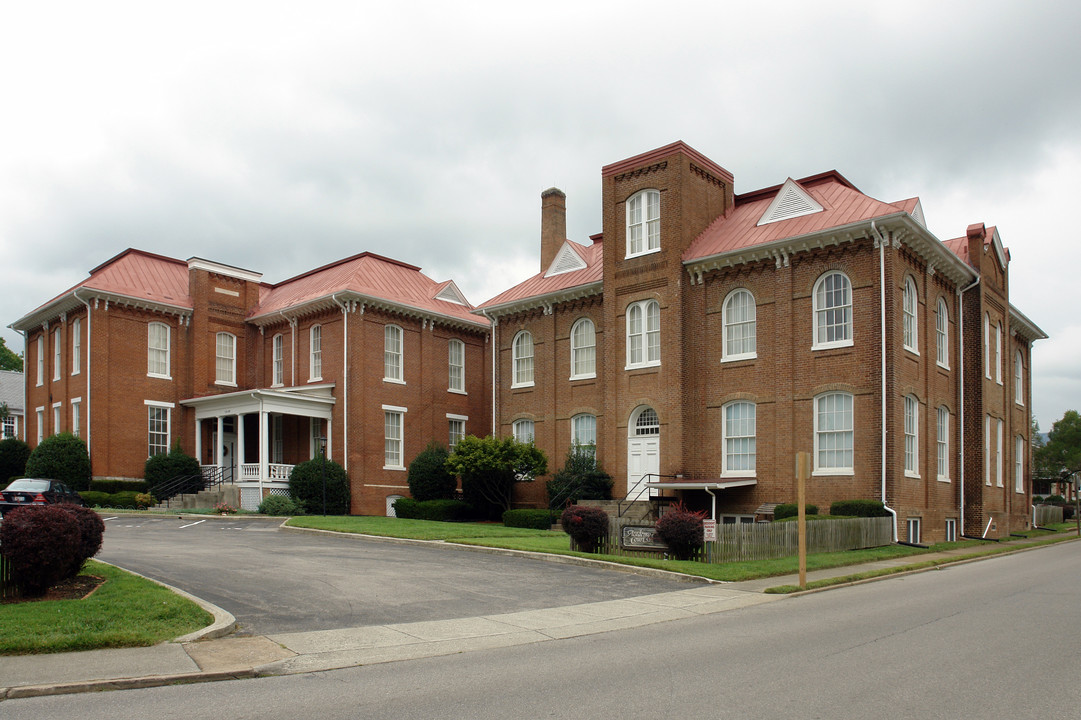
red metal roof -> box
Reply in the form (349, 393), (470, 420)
(478, 241), (603, 310)
(683, 173), (908, 262)
(251, 252), (486, 326)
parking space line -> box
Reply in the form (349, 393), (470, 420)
(179, 519), (206, 529)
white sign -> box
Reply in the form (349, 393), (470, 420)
(703, 518), (717, 542)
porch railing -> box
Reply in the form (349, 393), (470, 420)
(239, 463), (295, 481)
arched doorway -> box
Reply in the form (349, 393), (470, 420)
(627, 406), (660, 500)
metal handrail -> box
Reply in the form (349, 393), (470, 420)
(617, 474), (682, 517)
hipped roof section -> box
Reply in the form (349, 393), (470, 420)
(476, 240), (603, 317)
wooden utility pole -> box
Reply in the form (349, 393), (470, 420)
(796, 452), (810, 589)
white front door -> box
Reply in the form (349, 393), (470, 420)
(627, 436), (659, 500)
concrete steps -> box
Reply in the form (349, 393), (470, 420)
(152, 485), (241, 511)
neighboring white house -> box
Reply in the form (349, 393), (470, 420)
(0, 369), (25, 441)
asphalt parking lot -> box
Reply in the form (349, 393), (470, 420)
(97, 515), (691, 635)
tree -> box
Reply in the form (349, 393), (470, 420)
(0, 437), (31, 484)
(0, 337), (22, 372)
(144, 441), (202, 496)
(445, 435), (548, 519)
(24, 432), (91, 491)
(407, 442), (456, 501)
(1034, 410), (1081, 478)
(546, 443), (613, 509)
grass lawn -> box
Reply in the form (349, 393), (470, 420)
(0, 561), (213, 655)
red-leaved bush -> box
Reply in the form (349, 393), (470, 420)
(561, 505), (609, 553)
(57, 504), (106, 577)
(654, 502), (707, 560)
(0, 505), (82, 596)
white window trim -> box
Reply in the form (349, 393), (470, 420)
(625, 299), (661, 370)
(935, 299), (949, 370)
(984, 314), (991, 379)
(52, 401), (62, 436)
(936, 406), (950, 482)
(146, 401), (172, 458)
(904, 395), (920, 478)
(511, 331), (535, 389)
(53, 328), (61, 381)
(36, 407), (44, 444)
(994, 322), (1003, 385)
(625, 189), (661, 259)
(310, 325), (323, 382)
(984, 415), (991, 486)
(721, 401), (756, 478)
(72, 318), (81, 376)
(906, 517), (921, 544)
(272, 333), (284, 388)
(813, 392), (855, 476)
(571, 413), (597, 450)
(36, 335), (43, 386)
(71, 399), (81, 438)
(902, 277), (919, 355)
(1014, 435), (1025, 494)
(447, 414), (467, 450)
(1014, 351), (1024, 406)
(721, 289), (757, 362)
(995, 418), (1004, 487)
(569, 318), (597, 380)
(812, 272), (854, 351)
(945, 518), (957, 543)
(215, 332), (237, 387)
(382, 405), (407, 471)
(384, 324), (404, 384)
(148, 322), (172, 379)
(512, 419), (535, 443)
(448, 338), (466, 393)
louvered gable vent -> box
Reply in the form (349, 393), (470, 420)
(544, 242), (588, 277)
(756, 178), (824, 226)
(910, 198), (926, 228)
(434, 281), (468, 305)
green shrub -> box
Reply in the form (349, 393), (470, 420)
(134, 493), (154, 509)
(108, 491), (143, 509)
(393, 498), (472, 521)
(654, 502), (706, 561)
(288, 458), (351, 515)
(24, 432), (91, 491)
(829, 499), (892, 518)
(90, 479), (149, 494)
(407, 442), (457, 502)
(0, 437), (31, 485)
(561, 505), (609, 552)
(546, 445), (613, 509)
(503, 508), (558, 529)
(0, 505), (82, 596)
(774, 503), (819, 520)
(259, 494), (300, 516)
(79, 491), (111, 507)
(144, 443), (202, 496)
(57, 504), (105, 577)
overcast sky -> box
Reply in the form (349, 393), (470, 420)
(1, 0), (1075, 429)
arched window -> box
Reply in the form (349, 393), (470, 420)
(984, 313), (991, 378)
(570, 318), (596, 379)
(384, 324), (403, 382)
(215, 332), (236, 385)
(512, 331), (534, 387)
(814, 392), (853, 473)
(904, 395), (919, 477)
(722, 401), (756, 475)
(627, 299), (660, 368)
(310, 325), (322, 381)
(902, 277), (918, 352)
(634, 407), (660, 435)
(722, 289), (756, 361)
(812, 272), (852, 349)
(148, 322), (170, 378)
(512, 419), (535, 443)
(1014, 350), (1024, 405)
(626, 189), (660, 257)
(936, 298), (949, 368)
(994, 321), (1003, 384)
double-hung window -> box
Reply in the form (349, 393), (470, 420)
(1014, 435), (1024, 493)
(814, 392), (853, 474)
(722, 401), (756, 475)
(512, 419), (535, 443)
(148, 322), (170, 378)
(36, 335), (44, 386)
(812, 272), (852, 349)
(936, 406), (950, 481)
(902, 277), (918, 353)
(995, 322), (1003, 384)
(572, 413), (597, 460)
(310, 325), (323, 381)
(722, 289), (756, 361)
(272, 334), (284, 386)
(215, 333), (236, 385)
(383, 406), (406, 469)
(448, 339), (465, 392)
(146, 402), (172, 457)
(626, 189), (660, 257)
(626, 300), (660, 368)
(904, 395), (919, 477)
(72, 318), (81, 375)
(384, 325), (403, 382)
(1014, 351), (1024, 405)
(53, 329), (61, 381)
(935, 299), (949, 368)
(448, 415), (466, 451)
(512, 331), (534, 387)
(570, 318), (596, 379)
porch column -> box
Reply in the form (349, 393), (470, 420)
(216, 415), (224, 468)
(237, 413), (246, 470)
(195, 418), (202, 463)
(259, 411), (268, 499)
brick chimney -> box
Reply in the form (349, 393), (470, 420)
(540, 187), (566, 273)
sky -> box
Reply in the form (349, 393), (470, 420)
(0, 0), (1076, 429)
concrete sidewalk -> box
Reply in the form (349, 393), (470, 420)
(2, 532), (1075, 701)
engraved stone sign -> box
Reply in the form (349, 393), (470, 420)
(621, 525), (666, 549)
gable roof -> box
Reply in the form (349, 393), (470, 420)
(477, 240), (603, 317)
(0, 369), (24, 414)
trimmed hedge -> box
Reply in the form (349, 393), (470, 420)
(0, 505), (82, 596)
(830, 499), (892, 518)
(107, 491), (144, 509)
(24, 432), (91, 491)
(259, 494), (301, 516)
(288, 458), (351, 515)
(90, 479), (149, 494)
(393, 498), (473, 522)
(407, 442), (456, 502)
(0, 437), (31, 485)
(503, 508), (558, 529)
(774, 503), (819, 520)
(79, 491), (111, 507)
(655, 503), (706, 561)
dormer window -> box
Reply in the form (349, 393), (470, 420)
(626, 190), (660, 257)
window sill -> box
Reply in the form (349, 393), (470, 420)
(936, 362), (950, 372)
(625, 247), (662, 260)
(936, 476), (951, 483)
(309, 377), (323, 383)
(383, 465), (406, 472)
(569, 373), (597, 382)
(511, 382), (535, 390)
(720, 472), (756, 479)
(812, 469), (854, 477)
(905, 471), (921, 479)
(383, 377), (406, 385)
(448, 388), (467, 395)
(148, 373), (173, 381)
(721, 354), (757, 364)
(625, 362), (661, 372)
(811, 340), (854, 352)
(904, 347), (920, 357)
(215, 381), (237, 387)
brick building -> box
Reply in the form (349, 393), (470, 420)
(477, 141), (1045, 542)
(9, 141), (1046, 540)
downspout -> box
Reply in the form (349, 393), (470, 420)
(957, 275), (981, 533)
(279, 310), (295, 387)
(481, 310), (497, 436)
(871, 221), (898, 541)
(704, 486), (717, 522)
(73, 289), (92, 460)
(331, 294), (349, 471)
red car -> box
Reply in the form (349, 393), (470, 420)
(0, 479), (87, 517)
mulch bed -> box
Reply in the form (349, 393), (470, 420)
(1, 574), (105, 604)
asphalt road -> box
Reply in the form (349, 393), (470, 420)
(9, 538), (1080, 719)
(95, 514), (691, 634)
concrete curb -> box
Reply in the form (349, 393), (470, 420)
(2, 669), (258, 700)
